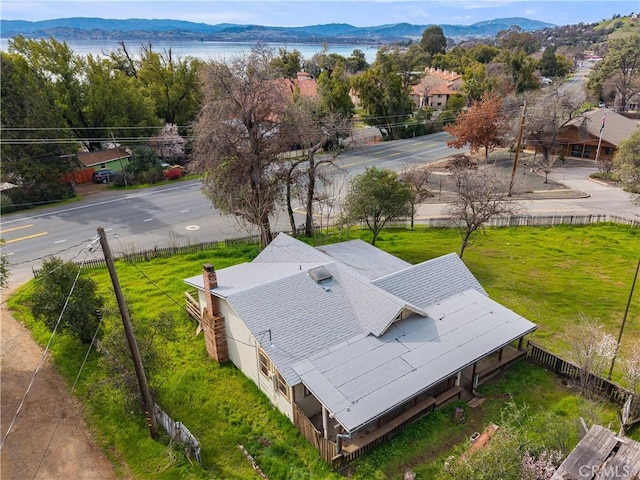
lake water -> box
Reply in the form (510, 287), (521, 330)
(0, 38), (379, 63)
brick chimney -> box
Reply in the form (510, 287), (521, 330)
(202, 263), (219, 315)
(201, 263), (228, 363)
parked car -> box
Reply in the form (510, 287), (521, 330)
(93, 169), (117, 184)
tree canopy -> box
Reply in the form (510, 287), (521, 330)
(614, 129), (640, 205)
(588, 34), (640, 111)
(31, 257), (104, 343)
(342, 167), (412, 245)
(192, 47), (293, 246)
(351, 48), (415, 140)
(420, 25), (447, 60)
(445, 92), (511, 161)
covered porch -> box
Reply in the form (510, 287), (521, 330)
(293, 339), (529, 468)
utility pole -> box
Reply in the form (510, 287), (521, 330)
(509, 101), (527, 197)
(608, 258), (640, 380)
(97, 226), (158, 439)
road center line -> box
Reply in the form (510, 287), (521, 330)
(0, 224), (34, 234)
(4, 232), (48, 244)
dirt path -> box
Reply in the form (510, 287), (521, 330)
(1, 294), (119, 480)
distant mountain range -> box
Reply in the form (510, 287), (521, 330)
(0, 17), (555, 43)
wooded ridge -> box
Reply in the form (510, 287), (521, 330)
(1, 17), (555, 43)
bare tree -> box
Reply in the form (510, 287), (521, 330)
(284, 96), (352, 237)
(565, 315), (617, 394)
(444, 162), (525, 258)
(192, 47), (291, 246)
(398, 163), (434, 228)
(524, 90), (583, 182)
(313, 167), (349, 236)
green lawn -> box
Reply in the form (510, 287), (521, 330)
(8, 224), (640, 479)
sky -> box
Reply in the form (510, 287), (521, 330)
(1, 0), (637, 28)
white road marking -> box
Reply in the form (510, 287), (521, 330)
(54, 239), (67, 244)
(143, 218), (153, 222)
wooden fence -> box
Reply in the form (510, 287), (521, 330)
(33, 215), (637, 277)
(154, 403), (201, 464)
(390, 213), (639, 229)
(292, 403), (338, 468)
(32, 234), (263, 276)
(527, 341), (637, 409)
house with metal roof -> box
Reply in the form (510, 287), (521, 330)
(184, 233), (537, 467)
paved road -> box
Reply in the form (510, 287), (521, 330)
(1, 132), (463, 284)
(415, 165), (640, 220)
(2, 134), (638, 287)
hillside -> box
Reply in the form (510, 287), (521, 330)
(0, 17), (555, 43)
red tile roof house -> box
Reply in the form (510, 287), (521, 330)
(411, 67), (463, 109)
(276, 71), (320, 100)
(184, 234), (537, 468)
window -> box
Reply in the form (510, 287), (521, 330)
(583, 146), (592, 158)
(276, 372), (289, 401)
(100, 162), (107, 169)
(303, 385), (312, 398)
(258, 351), (270, 377)
(571, 144), (582, 157)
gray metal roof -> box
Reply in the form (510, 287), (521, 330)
(372, 253), (487, 310)
(184, 234), (537, 432)
(317, 239), (412, 280)
(293, 289), (537, 432)
(184, 262), (325, 297)
(227, 261), (425, 385)
(253, 232), (330, 264)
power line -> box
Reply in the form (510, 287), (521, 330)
(0, 238), (95, 308)
(31, 314), (104, 480)
(0, 246), (93, 449)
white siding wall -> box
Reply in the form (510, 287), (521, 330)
(293, 383), (322, 417)
(201, 294), (294, 421)
(218, 300), (259, 383)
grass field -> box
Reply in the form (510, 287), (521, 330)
(8, 223), (639, 479)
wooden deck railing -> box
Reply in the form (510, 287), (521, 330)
(185, 290), (202, 327)
(474, 348), (528, 389)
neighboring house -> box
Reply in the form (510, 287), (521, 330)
(411, 67), (462, 109)
(552, 424), (640, 479)
(77, 147), (131, 173)
(276, 71), (319, 100)
(532, 108), (639, 162)
(184, 234), (537, 467)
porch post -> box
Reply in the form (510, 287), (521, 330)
(518, 337), (524, 350)
(471, 361), (478, 391)
(322, 405), (329, 440)
(498, 347), (504, 362)
(455, 371), (461, 387)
